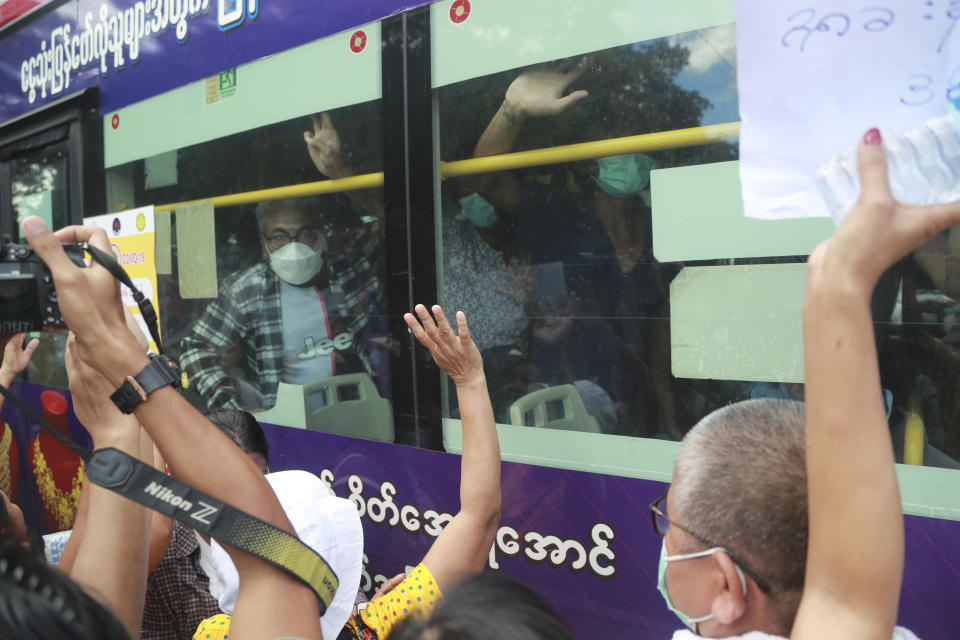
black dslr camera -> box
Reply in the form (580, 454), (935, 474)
(0, 239), (85, 334)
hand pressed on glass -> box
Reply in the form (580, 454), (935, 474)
(502, 57), (591, 121)
(303, 112), (345, 179)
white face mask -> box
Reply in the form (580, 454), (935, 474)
(267, 239), (325, 285)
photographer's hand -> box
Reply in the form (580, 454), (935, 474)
(62, 332), (149, 640)
(20, 217), (147, 383)
(22, 221), (322, 639)
(66, 333), (139, 445)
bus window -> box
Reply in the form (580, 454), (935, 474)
(102, 27), (392, 441)
(432, 0), (960, 475)
(433, 4), (744, 459)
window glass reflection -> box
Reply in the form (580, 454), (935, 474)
(105, 103), (391, 442)
(13, 143), (70, 242)
(437, 25), (740, 438)
(437, 20), (960, 472)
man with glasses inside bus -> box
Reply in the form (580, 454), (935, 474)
(179, 197), (383, 411)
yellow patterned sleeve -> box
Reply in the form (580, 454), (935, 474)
(194, 613), (232, 640)
(194, 613), (308, 640)
(355, 564), (443, 638)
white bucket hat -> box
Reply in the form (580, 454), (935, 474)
(202, 470), (363, 639)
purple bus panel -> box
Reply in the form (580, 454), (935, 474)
(1, 0), (432, 122)
(264, 424), (960, 640)
(3, 382), (957, 639)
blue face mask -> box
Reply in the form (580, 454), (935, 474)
(596, 153), (655, 197)
(459, 192), (499, 228)
(657, 540), (746, 632)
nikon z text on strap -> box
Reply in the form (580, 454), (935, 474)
(86, 448), (339, 612)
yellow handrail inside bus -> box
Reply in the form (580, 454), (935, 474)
(155, 121), (740, 211)
(442, 122), (740, 178)
(904, 393), (925, 466)
(155, 172), (385, 211)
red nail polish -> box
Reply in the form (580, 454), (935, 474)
(864, 128), (882, 145)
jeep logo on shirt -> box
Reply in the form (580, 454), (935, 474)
(296, 331), (353, 360)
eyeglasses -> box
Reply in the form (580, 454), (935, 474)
(648, 491), (772, 594)
(261, 226), (322, 252)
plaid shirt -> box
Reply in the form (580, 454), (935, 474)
(179, 243), (383, 411)
(141, 521), (221, 640)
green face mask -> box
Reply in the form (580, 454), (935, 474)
(657, 540), (746, 632)
(596, 153), (655, 197)
(459, 192), (499, 228)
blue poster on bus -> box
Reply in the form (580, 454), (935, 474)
(1, 0), (430, 122)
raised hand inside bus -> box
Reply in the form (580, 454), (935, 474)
(796, 128), (960, 640)
(304, 112), (346, 179)
(302, 110), (385, 222)
(501, 58), (591, 121)
(472, 57), (591, 217)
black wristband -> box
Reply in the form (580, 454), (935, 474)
(110, 354), (181, 414)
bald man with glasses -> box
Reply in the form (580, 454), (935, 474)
(644, 128), (959, 640)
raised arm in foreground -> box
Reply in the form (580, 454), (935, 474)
(404, 305), (501, 592)
(21, 216), (322, 640)
(63, 334), (150, 638)
(794, 129), (960, 639)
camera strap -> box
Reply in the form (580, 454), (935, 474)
(83, 244), (164, 355)
(0, 382), (339, 614)
(85, 447), (340, 613)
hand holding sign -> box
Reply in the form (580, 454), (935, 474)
(737, 0), (960, 220)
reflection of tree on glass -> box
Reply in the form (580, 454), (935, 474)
(179, 115), (386, 411)
(454, 45), (722, 438)
(12, 144), (70, 242)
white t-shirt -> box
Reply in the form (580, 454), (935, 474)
(670, 627), (920, 640)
